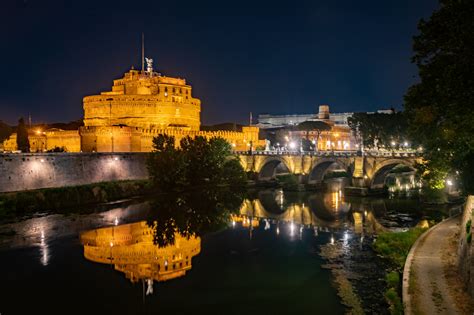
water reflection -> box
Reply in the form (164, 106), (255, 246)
(80, 221), (201, 292)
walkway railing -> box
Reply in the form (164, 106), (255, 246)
(235, 149), (421, 158)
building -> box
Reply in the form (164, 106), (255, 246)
(258, 105), (394, 151)
(257, 106), (394, 129)
(3, 60), (262, 152)
(80, 221), (201, 284)
(285, 105), (353, 150)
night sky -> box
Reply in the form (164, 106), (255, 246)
(1, 0), (438, 126)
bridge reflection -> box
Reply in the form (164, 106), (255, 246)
(236, 186), (422, 237)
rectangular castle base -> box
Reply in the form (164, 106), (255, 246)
(344, 186), (369, 196)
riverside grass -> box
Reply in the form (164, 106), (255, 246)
(374, 227), (427, 315)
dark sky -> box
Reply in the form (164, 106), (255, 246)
(1, 0), (438, 126)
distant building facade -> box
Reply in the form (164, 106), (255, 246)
(257, 106), (394, 129)
(258, 105), (394, 151)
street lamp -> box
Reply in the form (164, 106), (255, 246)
(289, 141), (296, 151)
(446, 179), (454, 194)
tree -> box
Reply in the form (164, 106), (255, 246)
(147, 134), (186, 192)
(0, 121), (12, 143)
(147, 134), (247, 192)
(296, 120), (331, 151)
(347, 112), (409, 149)
(16, 117), (29, 152)
(404, 0), (474, 193)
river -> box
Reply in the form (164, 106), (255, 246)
(0, 181), (451, 314)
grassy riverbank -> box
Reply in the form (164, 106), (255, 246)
(0, 180), (152, 220)
(373, 227), (427, 315)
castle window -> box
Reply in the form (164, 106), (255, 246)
(172, 87), (176, 93)
(179, 88), (182, 93)
(165, 87), (168, 92)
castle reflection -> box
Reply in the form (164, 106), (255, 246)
(80, 221), (201, 289)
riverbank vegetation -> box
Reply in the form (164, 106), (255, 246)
(147, 134), (246, 192)
(0, 180), (151, 220)
(373, 227), (427, 315)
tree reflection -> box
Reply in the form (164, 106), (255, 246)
(146, 187), (245, 247)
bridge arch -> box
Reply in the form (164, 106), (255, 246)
(308, 159), (349, 184)
(370, 159), (416, 189)
(258, 158), (291, 180)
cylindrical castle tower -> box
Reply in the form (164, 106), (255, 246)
(318, 105), (330, 120)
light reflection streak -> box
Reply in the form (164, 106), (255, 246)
(39, 228), (49, 266)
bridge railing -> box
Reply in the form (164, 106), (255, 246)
(234, 149), (421, 158)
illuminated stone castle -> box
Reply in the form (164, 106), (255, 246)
(3, 61), (262, 152)
(80, 221), (201, 284)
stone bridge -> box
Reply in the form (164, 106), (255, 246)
(237, 150), (422, 190)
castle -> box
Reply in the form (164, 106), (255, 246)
(80, 221), (201, 284)
(3, 61), (262, 152)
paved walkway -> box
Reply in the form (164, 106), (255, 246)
(404, 216), (472, 315)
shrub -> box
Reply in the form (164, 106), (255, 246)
(386, 271), (400, 288)
(385, 288), (403, 315)
(466, 219), (471, 233)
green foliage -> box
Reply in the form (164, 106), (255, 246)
(414, 160), (448, 191)
(16, 117), (29, 152)
(385, 270), (402, 315)
(467, 232), (472, 244)
(373, 227), (426, 269)
(466, 219), (472, 233)
(147, 134), (246, 192)
(386, 271), (400, 288)
(421, 187), (448, 203)
(384, 288), (403, 315)
(347, 112), (409, 149)
(404, 0), (474, 194)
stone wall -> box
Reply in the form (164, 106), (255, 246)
(0, 153), (149, 193)
(458, 195), (474, 297)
